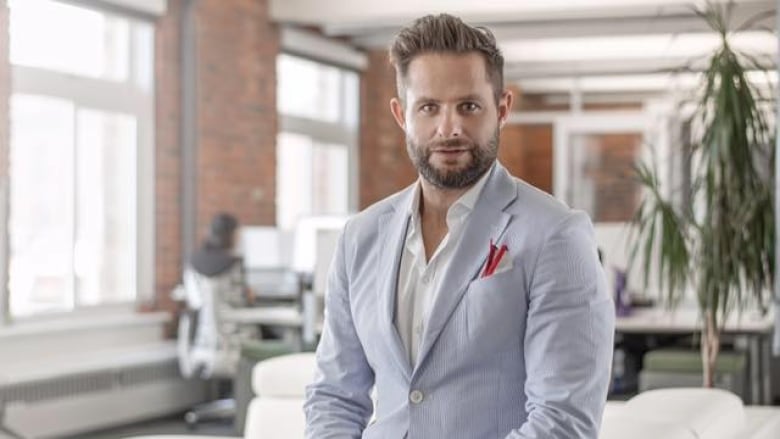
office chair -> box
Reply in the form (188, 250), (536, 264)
(173, 267), (248, 427)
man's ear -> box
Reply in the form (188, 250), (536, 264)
(497, 89), (514, 129)
(390, 97), (406, 130)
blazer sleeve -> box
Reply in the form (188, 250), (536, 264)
(506, 211), (615, 438)
(304, 223), (375, 438)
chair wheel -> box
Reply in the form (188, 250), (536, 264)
(184, 411), (199, 427)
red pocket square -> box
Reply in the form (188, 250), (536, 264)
(482, 240), (508, 278)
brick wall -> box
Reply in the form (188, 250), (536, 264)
(194, 0), (278, 233)
(359, 50), (416, 208)
(499, 124), (554, 194)
(153, 0), (183, 314)
(154, 0), (278, 311)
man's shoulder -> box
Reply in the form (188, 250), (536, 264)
(506, 176), (569, 218)
(500, 174), (593, 237)
(343, 185), (413, 236)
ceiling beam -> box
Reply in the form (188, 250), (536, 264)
(346, 6), (773, 48)
(512, 70), (777, 93)
(271, 0), (772, 32)
(505, 54), (776, 79)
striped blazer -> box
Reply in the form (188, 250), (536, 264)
(304, 163), (615, 438)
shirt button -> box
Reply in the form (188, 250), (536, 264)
(409, 390), (424, 404)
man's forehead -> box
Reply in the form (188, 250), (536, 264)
(404, 52), (492, 96)
(407, 52), (488, 78)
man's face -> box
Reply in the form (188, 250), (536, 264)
(390, 52), (512, 190)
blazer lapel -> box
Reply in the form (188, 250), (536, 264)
(376, 188), (415, 379)
(414, 164), (518, 373)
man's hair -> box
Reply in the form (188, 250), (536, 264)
(389, 14), (504, 104)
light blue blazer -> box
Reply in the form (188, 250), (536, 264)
(304, 163), (615, 438)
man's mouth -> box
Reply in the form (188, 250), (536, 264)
(432, 148), (469, 155)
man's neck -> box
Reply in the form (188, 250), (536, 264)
(418, 178), (470, 224)
(418, 179), (471, 261)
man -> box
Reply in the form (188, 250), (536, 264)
(304, 14), (615, 438)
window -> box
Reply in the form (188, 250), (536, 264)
(6, 0), (154, 318)
(553, 113), (668, 223)
(276, 54), (359, 229)
(9, 0), (130, 81)
(565, 132), (643, 222)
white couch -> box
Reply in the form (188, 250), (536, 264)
(601, 388), (780, 439)
(125, 353), (315, 439)
(129, 353), (780, 439)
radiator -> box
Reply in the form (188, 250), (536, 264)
(2, 356), (209, 438)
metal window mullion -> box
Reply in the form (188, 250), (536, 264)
(338, 71), (347, 128)
(180, 0), (198, 271)
(0, 161), (9, 325)
(71, 106), (79, 310)
(772, 3), (780, 356)
(348, 74), (360, 213)
(11, 66), (146, 117)
(279, 115), (354, 146)
(127, 22), (138, 91)
(335, 71), (360, 213)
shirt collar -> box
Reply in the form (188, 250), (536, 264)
(406, 162), (495, 226)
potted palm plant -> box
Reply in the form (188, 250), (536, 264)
(630, 1), (775, 387)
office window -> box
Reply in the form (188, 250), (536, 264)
(276, 54), (358, 229)
(566, 132), (643, 222)
(9, 0), (130, 81)
(7, 0), (154, 317)
(554, 114), (661, 224)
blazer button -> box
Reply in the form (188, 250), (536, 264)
(409, 390), (424, 404)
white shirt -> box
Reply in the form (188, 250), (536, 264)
(394, 167), (492, 367)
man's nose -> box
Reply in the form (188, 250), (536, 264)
(436, 110), (463, 138)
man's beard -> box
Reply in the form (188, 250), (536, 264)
(407, 130), (499, 189)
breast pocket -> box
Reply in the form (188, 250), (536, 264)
(465, 269), (527, 350)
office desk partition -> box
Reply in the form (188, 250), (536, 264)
(615, 308), (775, 404)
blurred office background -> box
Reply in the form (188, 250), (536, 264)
(0, 0), (777, 438)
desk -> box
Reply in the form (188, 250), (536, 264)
(222, 304), (323, 349)
(616, 308), (774, 404)
(222, 306), (304, 327)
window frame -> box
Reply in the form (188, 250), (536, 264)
(276, 52), (360, 229)
(552, 111), (675, 219)
(1, 7), (155, 324)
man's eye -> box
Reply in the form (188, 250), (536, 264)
(461, 102), (480, 112)
(420, 103), (437, 113)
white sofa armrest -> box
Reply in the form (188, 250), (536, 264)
(251, 352), (316, 397)
(600, 388), (746, 439)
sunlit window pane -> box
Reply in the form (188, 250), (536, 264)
(343, 71), (360, 129)
(9, 0), (130, 81)
(75, 110), (137, 306)
(276, 54), (357, 229)
(132, 25), (155, 92)
(7, 0), (154, 318)
(277, 132), (314, 229)
(276, 134), (349, 230)
(311, 144), (348, 215)
(9, 94), (75, 316)
(277, 54), (341, 123)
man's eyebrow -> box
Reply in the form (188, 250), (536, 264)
(412, 95), (485, 105)
(411, 97), (440, 106)
(458, 94), (485, 102)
